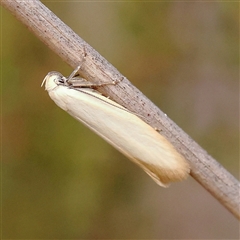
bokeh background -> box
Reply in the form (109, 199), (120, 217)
(2, 1), (239, 239)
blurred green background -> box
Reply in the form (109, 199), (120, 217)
(2, 1), (239, 239)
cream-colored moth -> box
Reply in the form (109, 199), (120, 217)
(42, 66), (190, 187)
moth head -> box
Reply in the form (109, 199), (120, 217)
(41, 72), (65, 91)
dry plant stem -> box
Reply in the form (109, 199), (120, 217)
(2, 0), (239, 219)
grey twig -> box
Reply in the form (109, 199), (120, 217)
(2, 0), (239, 219)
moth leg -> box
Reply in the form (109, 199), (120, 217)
(91, 76), (125, 88)
(69, 79), (117, 88)
(67, 48), (124, 88)
(67, 50), (87, 81)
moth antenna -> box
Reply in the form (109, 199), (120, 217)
(41, 76), (47, 87)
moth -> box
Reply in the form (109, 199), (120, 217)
(42, 66), (190, 187)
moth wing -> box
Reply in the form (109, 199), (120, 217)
(44, 74), (190, 187)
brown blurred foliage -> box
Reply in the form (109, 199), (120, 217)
(2, 1), (239, 239)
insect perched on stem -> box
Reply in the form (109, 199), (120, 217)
(42, 65), (190, 187)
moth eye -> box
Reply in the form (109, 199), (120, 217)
(56, 77), (65, 85)
(59, 79), (65, 83)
